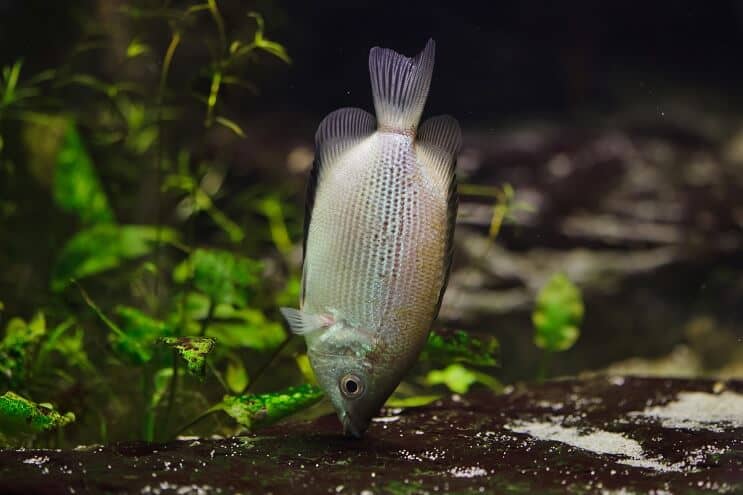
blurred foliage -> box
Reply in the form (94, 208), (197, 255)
(459, 182), (534, 256)
(0, 313), (48, 387)
(0, 0), (305, 447)
(384, 394), (441, 408)
(173, 248), (262, 307)
(421, 329), (499, 367)
(0, 0), (519, 448)
(533, 273), (584, 352)
(425, 364), (502, 395)
(54, 122), (113, 224)
(52, 225), (179, 292)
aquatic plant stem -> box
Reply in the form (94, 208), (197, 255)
(199, 298), (216, 337)
(168, 360), (229, 439)
(243, 335), (293, 394)
(152, 31), (181, 310)
(537, 350), (553, 383)
(171, 407), (219, 439)
(205, 71), (222, 127)
(162, 350), (179, 436)
(207, 359), (230, 393)
(142, 366), (155, 442)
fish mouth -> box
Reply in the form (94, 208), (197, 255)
(341, 412), (366, 439)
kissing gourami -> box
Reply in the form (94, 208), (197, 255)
(281, 39), (460, 438)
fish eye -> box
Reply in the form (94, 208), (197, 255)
(340, 373), (364, 398)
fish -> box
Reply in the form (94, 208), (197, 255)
(281, 38), (460, 438)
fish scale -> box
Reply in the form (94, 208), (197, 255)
(304, 132), (445, 361)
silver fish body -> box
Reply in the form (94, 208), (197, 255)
(281, 39), (460, 437)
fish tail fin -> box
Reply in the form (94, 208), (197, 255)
(369, 38), (435, 133)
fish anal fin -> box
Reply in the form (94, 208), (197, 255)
(416, 115), (461, 193)
(415, 115), (461, 319)
(280, 307), (334, 336)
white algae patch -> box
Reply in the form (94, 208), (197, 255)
(506, 421), (682, 472)
(631, 391), (743, 432)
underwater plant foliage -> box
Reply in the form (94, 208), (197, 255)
(0, 1), (574, 448)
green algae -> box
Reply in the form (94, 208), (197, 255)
(215, 384), (324, 430)
(0, 391), (74, 440)
(159, 336), (216, 378)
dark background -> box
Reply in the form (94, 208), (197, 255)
(2, 1), (743, 122)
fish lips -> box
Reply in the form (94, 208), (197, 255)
(341, 411), (368, 439)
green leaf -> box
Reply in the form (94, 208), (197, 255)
(214, 116), (246, 138)
(159, 337), (215, 378)
(54, 122), (114, 225)
(169, 293), (286, 351)
(35, 319), (93, 374)
(2, 312), (46, 349)
(52, 327), (93, 372)
(0, 392), (74, 439)
(207, 314), (284, 351)
(425, 364), (502, 395)
(214, 384), (323, 430)
(532, 273), (584, 352)
(126, 38), (150, 58)
(276, 275), (301, 308)
(384, 395), (441, 408)
(247, 12), (291, 64)
(75, 286), (153, 365)
(421, 329), (499, 367)
(116, 306), (173, 341)
(225, 357), (248, 393)
(294, 353), (316, 385)
(110, 306), (173, 365)
(0, 60), (23, 106)
(0, 313), (47, 387)
(52, 224), (179, 291)
(173, 249), (262, 307)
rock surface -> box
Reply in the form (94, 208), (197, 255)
(0, 376), (741, 494)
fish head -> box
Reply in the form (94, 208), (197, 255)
(308, 330), (395, 438)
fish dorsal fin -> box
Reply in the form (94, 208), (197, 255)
(415, 115), (461, 318)
(369, 39), (435, 132)
(315, 107), (376, 173)
(280, 307), (334, 335)
(301, 108), (375, 307)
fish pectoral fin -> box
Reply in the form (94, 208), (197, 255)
(279, 307), (334, 335)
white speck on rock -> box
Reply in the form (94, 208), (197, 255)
(630, 391), (743, 432)
(23, 456), (50, 465)
(449, 466), (488, 478)
(372, 415), (400, 423)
